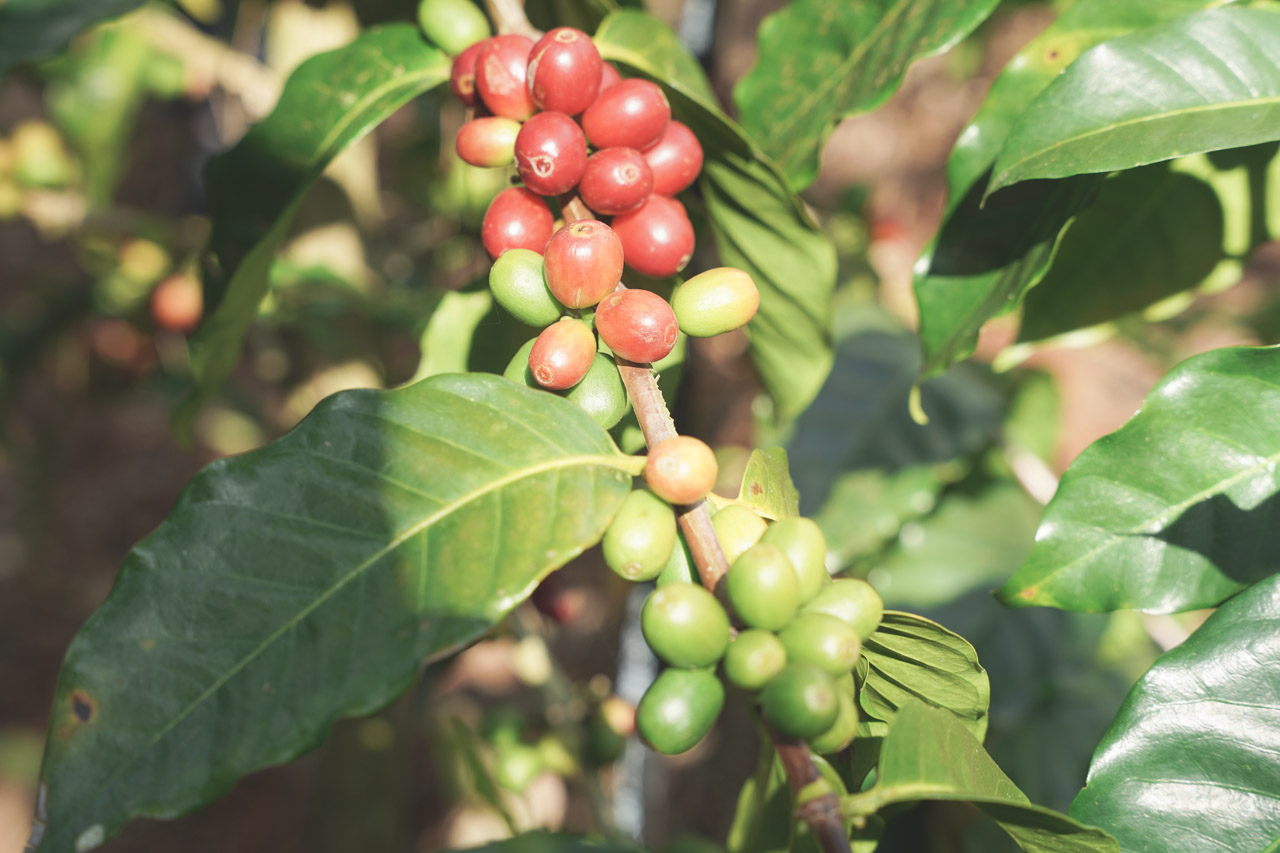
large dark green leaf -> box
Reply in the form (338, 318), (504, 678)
(998, 345), (1280, 613)
(178, 25), (450, 437)
(843, 702), (1120, 853)
(733, 0), (1000, 191)
(449, 834), (647, 853)
(989, 6), (1280, 195)
(29, 374), (639, 853)
(1070, 572), (1280, 852)
(595, 10), (837, 420)
(0, 0), (142, 75)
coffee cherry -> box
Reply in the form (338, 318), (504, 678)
(711, 504), (768, 565)
(580, 147), (653, 215)
(604, 489), (678, 583)
(612, 195), (694, 278)
(449, 40), (488, 105)
(656, 535), (695, 587)
(808, 673), (858, 755)
(778, 612), (860, 677)
(482, 187), (554, 258)
(527, 27), (602, 115)
(418, 0), (490, 55)
(723, 629), (787, 691)
(641, 583), (730, 668)
(514, 111), (588, 196)
(564, 353), (629, 428)
(475, 34), (536, 120)
(543, 220), (624, 309)
(644, 121), (703, 196)
(636, 668), (724, 755)
(489, 247), (561, 326)
(598, 62), (623, 94)
(494, 742), (543, 792)
(595, 290), (678, 364)
(151, 274), (203, 333)
(672, 267), (760, 338)
(802, 578), (884, 641)
(582, 79), (670, 151)
(760, 517), (829, 604)
(529, 318), (595, 390)
(455, 116), (521, 168)
(645, 435), (717, 505)
(727, 543), (800, 631)
(760, 662), (839, 740)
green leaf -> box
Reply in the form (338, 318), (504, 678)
(989, 6), (1280, 195)
(446, 834), (647, 853)
(998, 345), (1280, 613)
(30, 374), (640, 853)
(0, 0), (143, 75)
(1070, 572), (1280, 852)
(411, 290), (495, 382)
(733, 0), (1001, 191)
(735, 447), (801, 519)
(844, 702), (1120, 853)
(815, 465), (946, 569)
(178, 25), (450, 438)
(595, 10), (838, 420)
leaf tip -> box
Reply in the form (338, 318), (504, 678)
(908, 384), (929, 426)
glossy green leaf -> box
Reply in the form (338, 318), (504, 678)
(1070, 572), (1280, 852)
(998, 345), (1280, 613)
(0, 0), (143, 75)
(735, 447), (801, 520)
(733, 0), (1000, 190)
(29, 374), (640, 853)
(595, 10), (837, 420)
(178, 25), (450, 437)
(844, 702), (1120, 853)
(989, 6), (1280, 195)
(411, 290), (494, 382)
(447, 834), (647, 853)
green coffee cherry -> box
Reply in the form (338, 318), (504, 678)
(564, 354), (629, 429)
(641, 583), (730, 668)
(802, 578), (884, 641)
(604, 490), (677, 583)
(712, 504), (768, 565)
(489, 248), (563, 327)
(760, 517), (829, 603)
(722, 629), (787, 691)
(671, 267), (760, 338)
(636, 668), (724, 755)
(494, 742), (543, 792)
(808, 673), (859, 754)
(778, 612), (861, 676)
(504, 338), (538, 386)
(417, 0), (491, 54)
(656, 535), (696, 587)
(726, 543), (800, 631)
(760, 662), (839, 740)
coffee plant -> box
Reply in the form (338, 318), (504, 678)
(5, 0), (1280, 851)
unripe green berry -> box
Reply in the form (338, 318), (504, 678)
(417, 0), (491, 54)
(604, 489), (677, 583)
(636, 668), (724, 755)
(645, 435), (717, 505)
(503, 338), (538, 386)
(759, 662), (839, 740)
(778, 612), (861, 676)
(722, 629), (787, 691)
(489, 248), (562, 326)
(711, 504), (768, 565)
(802, 578), (884, 641)
(641, 583), (730, 668)
(808, 673), (858, 754)
(760, 517), (829, 603)
(671, 267), (760, 338)
(493, 742), (543, 792)
(656, 535), (695, 587)
(564, 353), (629, 428)
(726, 543), (799, 631)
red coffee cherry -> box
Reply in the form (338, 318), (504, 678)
(580, 147), (653, 216)
(644, 121), (703, 196)
(449, 39), (488, 106)
(543, 219), (624, 308)
(527, 27), (602, 116)
(482, 187), (554, 258)
(598, 62), (623, 94)
(582, 79), (670, 151)
(514, 112), (588, 196)
(611, 195), (694, 277)
(475, 34), (536, 120)
(644, 435), (718, 505)
(455, 116), (521, 167)
(529, 318), (596, 390)
(595, 289), (678, 364)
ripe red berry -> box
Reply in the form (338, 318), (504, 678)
(595, 289), (678, 364)
(449, 39), (488, 106)
(611, 195), (694, 277)
(527, 28), (602, 116)
(644, 121), (703, 196)
(598, 62), (623, 94)
(580, 147), (653, 215)
(645, 435), (717, 505)
(543, 219), (624, 308)
(482, 187), (554, 258)
(475, 34), (536, 120)
(529, 318), (596, 389)
(514, 111), (588, 196)
(151, 274), (203, 333)
(582, 79), (670, 151)
(455, 116), (521, 167)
